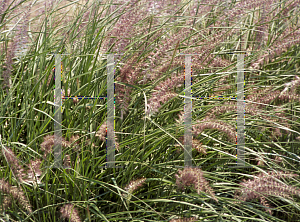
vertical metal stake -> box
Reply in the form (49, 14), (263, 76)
(237, 53), (245, 166)
(184, 55), (192, 167)
(107, 54), (115, 168)
(54, 54), (62, 168)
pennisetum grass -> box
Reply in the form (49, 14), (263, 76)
(0, 0), (299, 221)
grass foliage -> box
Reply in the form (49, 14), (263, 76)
(0, 0), (300, 221)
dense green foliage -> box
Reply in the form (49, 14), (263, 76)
(0, 0), (300, 221)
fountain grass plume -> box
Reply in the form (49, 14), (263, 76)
(60, 203), (81, 222)
(175, 167), (218, 202)
(234, 170), (300, 215)
(0, 178), (32, 213)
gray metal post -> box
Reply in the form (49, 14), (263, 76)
(107, 54), (115, 168)
(236, 53), (245, 166)
(184, 55), (192, 167)
(54, 54), (62, 168)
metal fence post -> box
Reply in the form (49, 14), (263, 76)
(54, 54), (62, 168)
(107, 54), (115, 168)
(236, 53), (245, 166)
(184, 55), (192, 167)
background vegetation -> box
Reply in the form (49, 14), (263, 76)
(0, 0), (300, 221)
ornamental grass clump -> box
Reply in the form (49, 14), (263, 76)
(0, 0), (300, 220)
(234, 171), (300, 215)
(175, 167), (217, 202)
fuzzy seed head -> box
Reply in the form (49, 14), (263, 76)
(60, 203), (81, 222)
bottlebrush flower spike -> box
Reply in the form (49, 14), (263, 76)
(175, 111), (185, 125)
(84, 138), (96, 149)
(40, 135), (71, 159)
(63, 154), (72, 172)
(69, 135), (81, 152)
(2, 34), (17, 93)
(147, 73), (183, 115)
(0, 0), (9, 16)
(14, 6), (31, 60)
(192, 139), (207, 155)
(274, 155), (283, 164)
(95, 123), (107, 142)
(176, 136), (207, 155)
(2, 146), (26, 182)
(115, 55), (138, 113)
(24, 159), (43, 185)
(175, 167), (217, 202)
(192, 117), (236, 143)
(60, 203), (81, 222)
(255, 155), (265, 166)
(61, 87), (71, 104)
(96, 122), (120, 151)
(234, 170), (300, 215)
(175, 168), (196, 191)
(47, 71), (53, 87)
(1, 196), (12, 212)
(124, 177), (146, 195)
(281, 75), (300, 95)
(0, 179), (32, 213)
(122, 177), (146, 202)
(245, 86), (293, 139)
